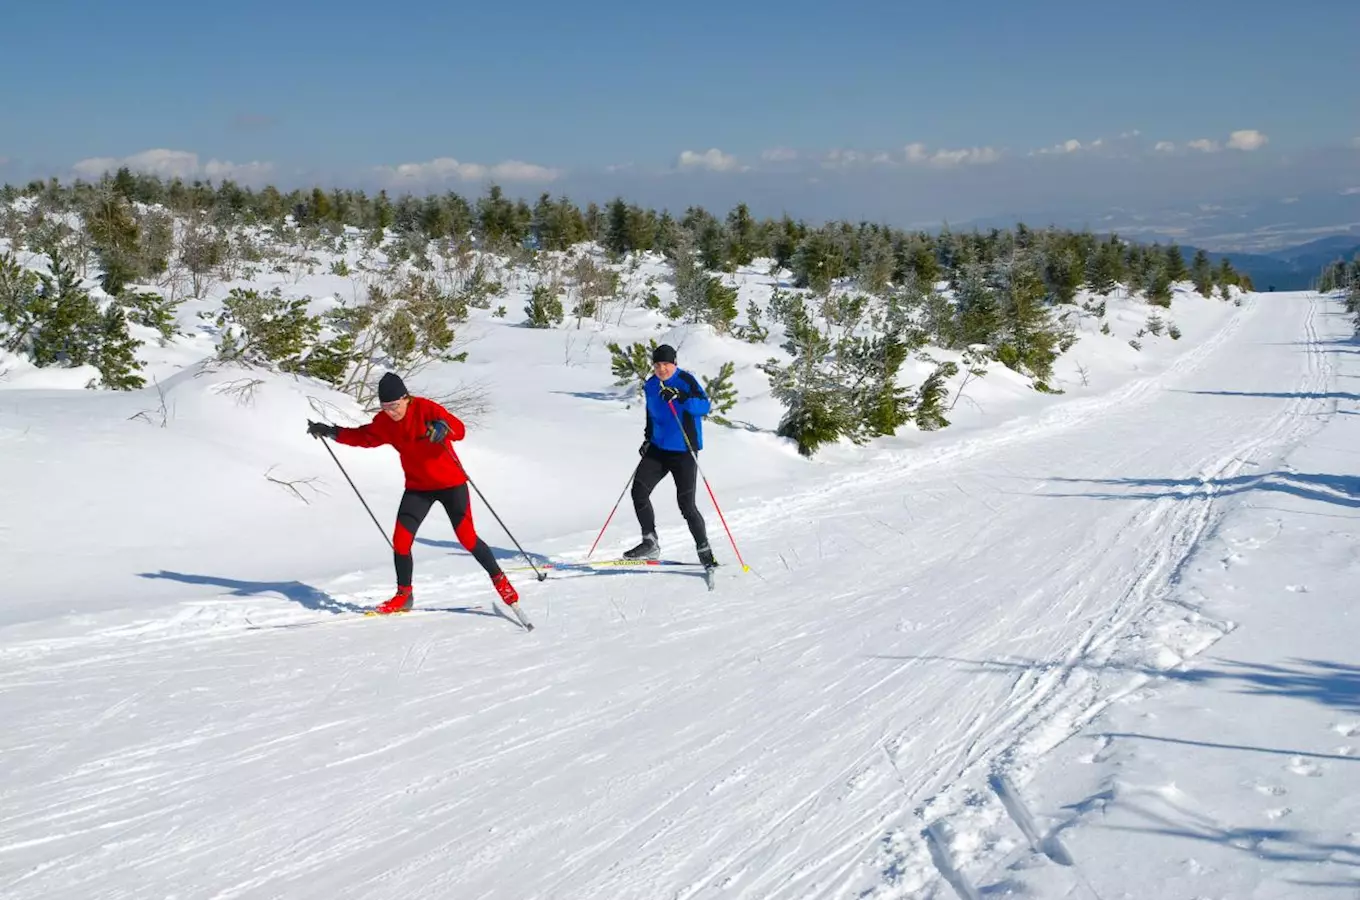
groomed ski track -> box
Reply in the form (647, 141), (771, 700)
(0, 291), (1340, 898)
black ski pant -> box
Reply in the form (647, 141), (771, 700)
(632, 447), (709, 548)
(393, 484), (500, 587)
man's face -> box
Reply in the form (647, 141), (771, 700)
(380, 396), (411, 421)
(653, 361), (677, 381)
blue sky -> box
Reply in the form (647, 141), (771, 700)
(2, 0), (1358, 235)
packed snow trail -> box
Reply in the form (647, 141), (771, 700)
(0, 292), (1338, 898)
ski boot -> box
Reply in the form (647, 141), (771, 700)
(373, 585), (414, 615)
(623, 532), (660, 560)
(697, 542), (718, 590)
(492, 572), (534, 631)
(492, 572), (519, 605)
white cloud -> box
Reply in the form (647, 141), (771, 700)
(761, 147), (798, 162)
(375, 156), (560, 184)
(1154, 141), (1176, 152)
(677, 148), (742, 172)
(903, 142), (1001, 167)
(1188, 138), (1221, 153)
(72, 148), (274, 183)
(819, 148), (894, 169)
(1227, 129), (1269, 151)
(484, 160), (560, 181)
(1034, 138), (1106, 156)
(1341, 187), (1360, 196)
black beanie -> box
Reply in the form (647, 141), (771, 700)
(651, 344), (677, 364)
(377, 372), (408, 403)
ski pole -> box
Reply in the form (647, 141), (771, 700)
(586, 463), (640, 559)
(667, 400), (750, 572)
(317, 435), (393, 550)
(446, 445), (547, 582)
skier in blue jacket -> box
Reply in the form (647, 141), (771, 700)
(623, 343), (718, 570)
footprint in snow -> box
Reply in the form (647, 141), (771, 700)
(1285, 756), (1323, 777)
(1248, 781), (1287, 797)
(1331, 722), (1360, 738)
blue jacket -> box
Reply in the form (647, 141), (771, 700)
(644, 368), (711, 452)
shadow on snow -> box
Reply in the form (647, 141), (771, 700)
(138, 570), (496, 619)
(1033, 471), (1360, 510)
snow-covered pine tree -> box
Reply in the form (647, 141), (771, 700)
(915, 361), (958, 431)
(758, 296), (846, 456)
(994, 256), (1064, 390)
(953, 262), (1000, 347)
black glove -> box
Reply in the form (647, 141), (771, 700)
(638, 440), (651, 457)
(307, 420), (338, 439)
(659, 384), (683, 403)
(424, 419), (450, 443)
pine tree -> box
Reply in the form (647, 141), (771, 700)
(1087, 239), (1123, 295)
(607, 339), (659, 399)
(915, 361), (958, 431)
(91, 303), (146, 390)
(83, 188), (141, 295)
(757, 297), (846, 457)
(1191, 249), (1214, 297)
(524, 283), (563, 328)
(954, 263), (999, 347)
(844, 334), (915, 440)
(726, 203), (757, 267)
(1164, 244), (1188, 283)
(702, 361), (738, 424)
(29, 245), (102, 368)
(604, 197), (631, 255)
(771, 216), (802, 271)
(996, 259), (1063, 388)
(1146, 267), (1173, 307)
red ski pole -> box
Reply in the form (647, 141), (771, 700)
(667, 400), (749, 572)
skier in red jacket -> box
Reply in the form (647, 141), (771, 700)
(307, 372), (519, 615)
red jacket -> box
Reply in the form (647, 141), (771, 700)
(335, 396), (469, 491)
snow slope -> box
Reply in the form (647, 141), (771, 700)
(4, 262), (1357, 895)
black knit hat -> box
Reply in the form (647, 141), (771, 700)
(651, 344), (677, 364)
(377, 372), (408, 403)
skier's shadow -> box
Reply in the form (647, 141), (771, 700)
(137, 570), (497, 619)
(414, 539), (548, 565)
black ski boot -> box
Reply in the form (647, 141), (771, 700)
(697, 542), (718, 590)
(623, 532), (660, 560)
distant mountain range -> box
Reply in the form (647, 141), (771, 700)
(957, 189), (1360, 291)
(1175, 234), (1360, 291)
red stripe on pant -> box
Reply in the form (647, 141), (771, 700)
(454, 507), (479, 551)
(394, 521), (415, 556)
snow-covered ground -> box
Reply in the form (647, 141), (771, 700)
(3, 234), (1356, 897)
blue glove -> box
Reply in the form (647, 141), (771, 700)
(425, 419), (450, 443)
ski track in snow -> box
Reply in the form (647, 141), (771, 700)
(0, 292), (1344, 899)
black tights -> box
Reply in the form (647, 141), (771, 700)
(632, 448), (709, 547)
(393, 484), (500, 586)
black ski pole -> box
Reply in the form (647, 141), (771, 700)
(587, 461), (640, 559)
(447, 446), (547, 582)
(318, 435), (393, 549)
